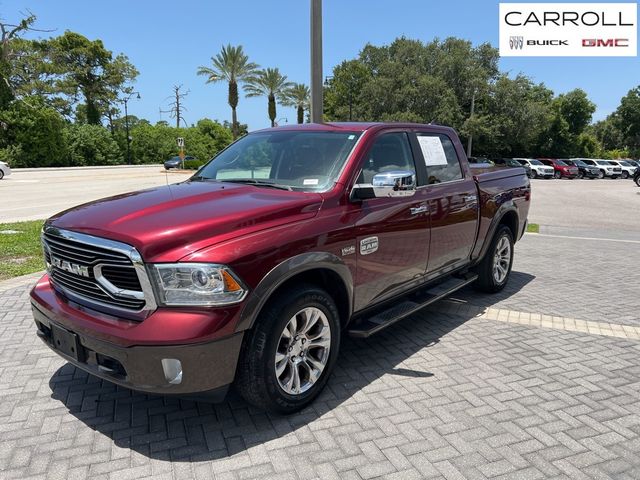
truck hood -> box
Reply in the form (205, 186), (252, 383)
(48, 181), (323, 262)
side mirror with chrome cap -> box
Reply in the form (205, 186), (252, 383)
(351, 170), (417, 200)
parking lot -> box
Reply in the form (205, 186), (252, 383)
(1, 172), (640, 479)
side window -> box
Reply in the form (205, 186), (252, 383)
(358, 132), (416, 184)
(415, 133), (462, 184)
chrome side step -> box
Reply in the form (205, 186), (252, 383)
(347, 273), (478, 338)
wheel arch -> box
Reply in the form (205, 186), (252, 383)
(474, 205), (520, 265)
(236, 252), (353, 332)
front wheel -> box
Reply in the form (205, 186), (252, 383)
(635, 175), (640, 187)
(554, 171), (562, 179)
(235, 284), (340, 414)
(474, 225), (514, 293)
(621, 171), (629, 179)
(577, 171), (584, 179)
(598, 170), (605, 179)
(0, 170), (4, 180)
(531, 170), (538, 179)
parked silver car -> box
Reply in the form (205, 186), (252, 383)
(0, 161), (11, 180)
(580, 159), (621, 179)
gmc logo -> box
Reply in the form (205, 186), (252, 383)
(582, 38), (629, 47)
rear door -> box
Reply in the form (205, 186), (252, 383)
(412, 131), (480, 276)
(351, 130), (431, 310)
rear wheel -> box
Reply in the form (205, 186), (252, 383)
(474, 225), (514, 293)
(235, 284), (340, 414)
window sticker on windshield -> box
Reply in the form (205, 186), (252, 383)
(417, 136), (448, 167)
(348, 134), (356, 140)
(303, 178), (319, 185)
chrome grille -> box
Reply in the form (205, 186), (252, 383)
(42, 228), (153, 316)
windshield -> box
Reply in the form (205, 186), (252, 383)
(555, 160), (568, 166)
(529, 159), (543, 165)
(574, 160), (587, 167)
(194, 130), (361, 191)
(596, 161), (609, 166)
(620, 161), (632, 166)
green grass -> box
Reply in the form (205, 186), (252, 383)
(526, 223), (540, 233)
(0, 220), (45, 281)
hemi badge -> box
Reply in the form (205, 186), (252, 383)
(341, 245), (356, 256)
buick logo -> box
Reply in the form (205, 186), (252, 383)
(50, 255), (90, 277)
(510, 36), (524, 50)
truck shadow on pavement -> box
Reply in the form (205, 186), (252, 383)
(48, 270), (534, 462)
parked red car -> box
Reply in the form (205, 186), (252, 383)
(538, 158), (579, 179)
(31, 122), (530, 413)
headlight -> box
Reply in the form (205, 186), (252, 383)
(150, 263), (247, 306)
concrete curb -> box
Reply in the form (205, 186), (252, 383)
(0, 271), (44, 293)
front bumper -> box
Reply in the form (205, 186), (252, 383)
(30, 275), (244, 397)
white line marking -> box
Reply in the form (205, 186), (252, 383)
(526, 233), (640, 245)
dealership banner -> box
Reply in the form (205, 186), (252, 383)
(499, 3), (637, 56)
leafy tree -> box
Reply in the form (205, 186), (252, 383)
(197, 44), (259, 139)
(66, 124), (122, 165)
(0, 97), (67, 167)
(282, 83), (309, 124)
(43, 31), (138, 124)
(244, 68), (292, 127)
(573, 132), (600, 158)
(555, 89), (595, 136)
(612, 86), (640, 156)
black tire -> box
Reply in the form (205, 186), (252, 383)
(531, 170), (537, 179)
(473, 225), (514, 293)
(598, 170), (605, 179)
(635, 175), (640, 187)
(577, 171), (584, 179)
(0, 169), (4, 180)
(621, 171), (629, 179)
(235, 284), (341, 414)
(554, 171), (561, 179)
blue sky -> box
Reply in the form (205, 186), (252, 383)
(2, 0), (638, 130)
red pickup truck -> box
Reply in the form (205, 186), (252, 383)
(31, 122), (530, 413)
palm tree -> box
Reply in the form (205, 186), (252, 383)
(244, 68), (293, 127)
(282, 83), (310, 124)
(197, 44), (259, 139)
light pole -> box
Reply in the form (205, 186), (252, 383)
(122, 91), (141, 165)
(310, 0), (323, 123)
(276, 117), (288, 126)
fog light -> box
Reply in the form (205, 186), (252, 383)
(161, 358), (183, 385)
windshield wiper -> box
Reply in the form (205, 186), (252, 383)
(221, 179), (293, 191)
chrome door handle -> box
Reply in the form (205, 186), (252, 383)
(410, 206), (428, 215)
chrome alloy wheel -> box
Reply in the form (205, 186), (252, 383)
(275, 307), (331, 395)
(492, 236), (511, 284)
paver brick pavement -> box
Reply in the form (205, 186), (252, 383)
(2, 273), (640, 479)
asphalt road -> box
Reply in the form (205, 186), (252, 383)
(527, 178), (640, 240)
(0, 166), (191, 223)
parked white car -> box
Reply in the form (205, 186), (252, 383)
(0, 161), (11, 180)
(514, 158), (554, 179)
(580, 159), (621, 179)
(607, 160), (637, 179)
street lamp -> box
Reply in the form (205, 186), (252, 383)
(276, 117), (288, 126)
(122, 91), (141, 165)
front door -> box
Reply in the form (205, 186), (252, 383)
(351, 131), (431, 311)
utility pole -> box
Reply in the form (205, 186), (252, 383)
(310, 0), (323, 123)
